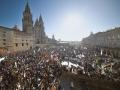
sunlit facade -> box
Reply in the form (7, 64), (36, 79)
(82, 27), (120, 48)
(0, 2), (56, 53)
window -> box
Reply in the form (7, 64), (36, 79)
(3, 31), (6, 33)
(22, 43), (24, 46)
(15, 43), (18, 47)
(3, 34), (6, 37)
(26, 43), (28, 46)
(3, 39), (6, 41)
(3, 43), (6, 45)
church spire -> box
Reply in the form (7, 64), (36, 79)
(24, 1), (31, 13)
(39, 15), (44, 25)
(52, 34), (55, 40)
(22, 1), (33, 33)
(34, 18), (39, 26)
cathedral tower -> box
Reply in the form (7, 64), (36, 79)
(34, 15), (46, 44)
(39, 15), (46, 43)
(22, 2), (33, 34)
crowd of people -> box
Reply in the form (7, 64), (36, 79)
(60, 46), (120, 82)
(0, 45), (120, 90)
(0, 47), (62, 90)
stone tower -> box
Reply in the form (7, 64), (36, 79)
(52, 34), (55, 40)
(22, 2), (33, 34)
(34, 15), (46, 44)
(39, 15), (46, 43)
(34, 18), (41, 44)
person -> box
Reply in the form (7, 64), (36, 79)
(70, 81), (74, 90)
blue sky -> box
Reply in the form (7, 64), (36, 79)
(0, 0), (120, 41)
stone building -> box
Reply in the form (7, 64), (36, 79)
(0, 2), (56, 53)
(81, 27), (120, 58)
(82, 27), (120, 48)
(34, 16), (47, 44)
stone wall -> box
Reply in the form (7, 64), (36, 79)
(82, 27), (120, 48)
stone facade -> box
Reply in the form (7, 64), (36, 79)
(0, 26), (34, 52)
(34, 16), (46, 44)
(0, 27), (13, 52)
(0, 2), (56, 53)
(81, 27), (120, 48)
